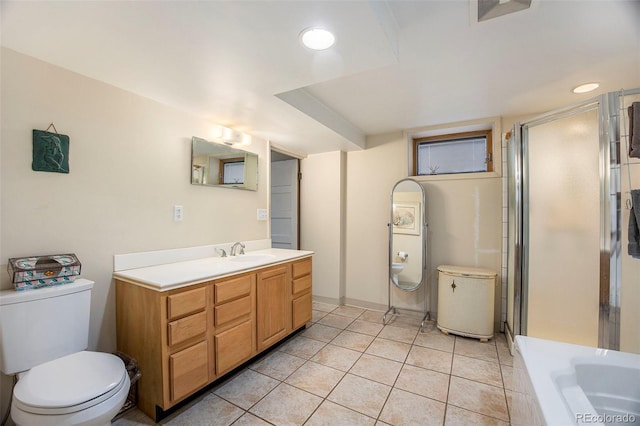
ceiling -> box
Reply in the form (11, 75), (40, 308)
(2, 1), (639, 155)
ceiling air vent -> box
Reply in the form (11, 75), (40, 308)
(477, 0), (532, 22)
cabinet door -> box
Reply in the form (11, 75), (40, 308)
(257, 265), (290, 351)
(169, 341), (209, 402)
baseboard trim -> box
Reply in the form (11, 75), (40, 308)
(311, 296), (387, 313)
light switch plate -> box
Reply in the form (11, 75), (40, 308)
(257, 208), (268, 221)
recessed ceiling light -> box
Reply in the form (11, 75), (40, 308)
(572, 83), (599, 94)
(300, 27), (335, 50)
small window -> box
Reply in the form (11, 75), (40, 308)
(413, 130), (493, 176)
(219, 158), (245, 184)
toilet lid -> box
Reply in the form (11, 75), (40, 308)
(13, 351), (127, 414)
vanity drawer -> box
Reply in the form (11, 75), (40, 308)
(169, 340), (209, 402)
(215, 275), (252, 304)
(167, 287), (206, 321)
(292, 292), (312, 329)
(292, 258), (312, 279)
(167, 311), (207, 347)
(292, 274), (311, 296)
(215, 295), (251, 328)
(215, 320), (253, 374)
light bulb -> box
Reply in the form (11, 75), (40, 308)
(300, 27), (335, 51)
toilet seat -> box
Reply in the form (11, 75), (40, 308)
(13, 351), (128, 415)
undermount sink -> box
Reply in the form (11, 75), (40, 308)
(228, 253), (277, 263)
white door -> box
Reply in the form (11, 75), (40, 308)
(271, 159), (299, 249)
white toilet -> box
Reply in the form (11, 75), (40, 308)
(0, 279), (130, 426)
(391, 262), (405, 286)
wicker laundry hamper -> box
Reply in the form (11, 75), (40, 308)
(114, 352), (141, 416)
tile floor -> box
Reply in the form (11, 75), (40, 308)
(113, 302), (514, 426)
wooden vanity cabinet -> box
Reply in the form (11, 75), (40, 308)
(116, 256), (311, 421)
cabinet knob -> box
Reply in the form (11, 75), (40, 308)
(451, 281), (456, 292)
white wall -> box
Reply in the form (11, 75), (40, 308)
(0, 48), (270, 412)
(300, 151), (345, 303)
(345, 133), (404, 309)
(342, 132), (503, 324)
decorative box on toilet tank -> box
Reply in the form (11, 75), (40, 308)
(436, 265), (497, 342)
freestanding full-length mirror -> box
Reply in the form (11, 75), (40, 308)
(191, 136), (258, 191)
(384, 178), (429, 329)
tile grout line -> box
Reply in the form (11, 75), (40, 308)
(325, 308), (384, 423)
(232, 305), (345, 425)
(307, 317), (507, 424)
(446, 333), (512, 424)
(306, 311), (510, 425)
(441, 333), (458, 425)
(299, 306), (379, 424)
(319, 307), (401, 424)
(245, 306), (341, 426)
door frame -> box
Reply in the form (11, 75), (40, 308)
(270, 147), (301, 250)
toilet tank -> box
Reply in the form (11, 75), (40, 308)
(0, 279), (94, 375)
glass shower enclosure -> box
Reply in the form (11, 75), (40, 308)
(507, 89), (640, 350)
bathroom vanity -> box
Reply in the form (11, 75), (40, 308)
(113, 248), (312, 421)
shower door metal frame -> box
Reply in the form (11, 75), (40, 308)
(511, 93), (621, 349)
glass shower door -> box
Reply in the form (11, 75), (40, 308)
(523, 106), (601, 347)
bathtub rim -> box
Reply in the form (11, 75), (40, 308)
(514, 335), (639, 425)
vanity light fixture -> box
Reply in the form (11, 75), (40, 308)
(572, 82), (600, 94)
(299, 27), (335, 50)
(211, 124), (251, 146)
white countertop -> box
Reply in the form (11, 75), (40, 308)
(113, 248), (313, 291)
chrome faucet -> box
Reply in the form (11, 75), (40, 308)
(230, 242), (245, 256)
(215, 248), (227, 258)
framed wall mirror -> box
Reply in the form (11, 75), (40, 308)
(191, 136), (258, 191)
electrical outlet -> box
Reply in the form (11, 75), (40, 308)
(257, 208), (268, 221)
(174, 205), (183, 222)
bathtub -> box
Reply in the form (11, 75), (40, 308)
(512, 336), (640, 425)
